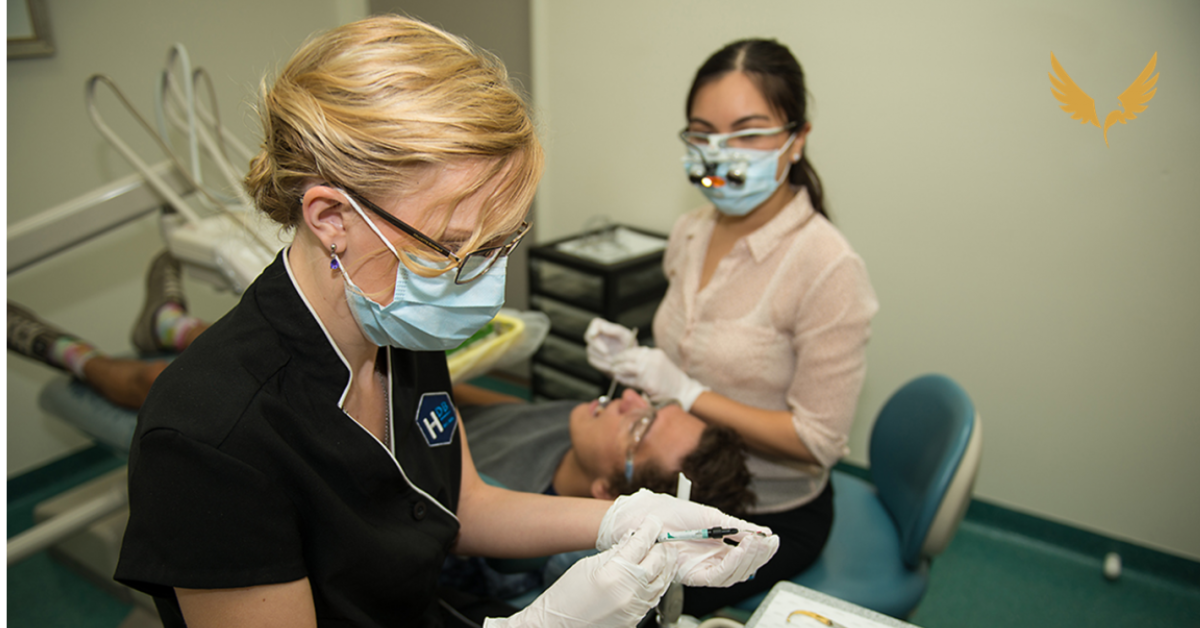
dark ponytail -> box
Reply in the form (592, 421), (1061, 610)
(686, 39), (828, 219)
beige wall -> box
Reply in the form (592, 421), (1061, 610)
(6, 0), (365, 475)
(531, 0), (1200, 560)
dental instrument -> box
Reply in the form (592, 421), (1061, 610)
(656, 473), (692, 627)
(595, 327), (637, 412)
(599, 376), (619, 408)
(657, 527), (740, 543)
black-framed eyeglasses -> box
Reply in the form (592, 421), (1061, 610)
(338, 186), (530, 285)
(624, 398), (679, 482)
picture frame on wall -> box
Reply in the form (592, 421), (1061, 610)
(8, 0), (54, 59)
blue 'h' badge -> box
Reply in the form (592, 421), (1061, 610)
(415, 392), (457, 447)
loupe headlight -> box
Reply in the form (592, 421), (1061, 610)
(685, 152), (728, 188)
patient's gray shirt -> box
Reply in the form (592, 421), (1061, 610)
(459, 400), (577, 494)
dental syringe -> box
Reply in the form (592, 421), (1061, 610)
(656, 527), (739, 543)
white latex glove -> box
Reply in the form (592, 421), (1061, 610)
(610, 346), (709, 411)
(485, 517), (678, 628)
(597, 489), (780, 588)
(584, 318), (639, 375)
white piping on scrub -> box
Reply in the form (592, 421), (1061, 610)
(283, 248), (459, 523)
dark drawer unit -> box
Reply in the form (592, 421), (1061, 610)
(528, 225), (668, 401)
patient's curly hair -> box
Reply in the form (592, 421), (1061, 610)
(606, 425), (756, 518)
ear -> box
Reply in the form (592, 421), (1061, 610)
(300, 185), (352, 252)
(792, 122), (812, 163)
(591, 477), (616, 500)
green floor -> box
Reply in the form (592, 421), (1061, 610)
(7, 447), (134, 628)
(9, 408), (1200, 627)
(911, 520), (1200, 627)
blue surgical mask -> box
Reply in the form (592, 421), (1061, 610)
(683, 133), (797, 216)
(335, 192), (506, 351)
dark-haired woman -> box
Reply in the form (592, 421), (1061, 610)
(587, 39), (879, 613)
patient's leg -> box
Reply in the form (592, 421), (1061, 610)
(7, 300), (167, 409)
(82, 356), (169, 409)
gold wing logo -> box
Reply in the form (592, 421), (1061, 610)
(1049, 52), (1159, 147)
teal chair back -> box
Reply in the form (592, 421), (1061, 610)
(733, 373), (982, 618)
(871, 374), (981, 569)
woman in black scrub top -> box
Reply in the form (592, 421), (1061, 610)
(114, 16), (777, 628)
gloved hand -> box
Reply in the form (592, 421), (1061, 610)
(597, 489), (780, 588)
(610, 346), (709, 411)
(584, 318), (639, 375)
(485, 517), (678, 628)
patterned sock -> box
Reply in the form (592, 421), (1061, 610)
(154, 303), (204, 352)
(48, 336), (100, 380)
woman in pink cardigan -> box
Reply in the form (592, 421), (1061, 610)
(587, 38), (879, 615)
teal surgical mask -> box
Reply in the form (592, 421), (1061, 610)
(682, 132), (797, 216)
(334, 192), (506, 351)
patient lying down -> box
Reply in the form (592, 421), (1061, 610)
(454, 383), (755, 517)
(445, 383), (756, 600)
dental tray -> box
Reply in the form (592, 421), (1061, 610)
(446, 311), (526, 383)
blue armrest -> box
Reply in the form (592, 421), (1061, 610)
(38, 376), (139, 456)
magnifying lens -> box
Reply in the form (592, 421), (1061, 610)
(686, 152), (750, 189)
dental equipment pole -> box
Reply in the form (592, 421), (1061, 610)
(86, 74), (270, 250)
(192, 70), (246, 192)
(7, 483), (128, 566)
(87, 74), (205, 227)
(159, 50), (254, 165)
(165, 70), (256, 209)
(6, 161), (189, 275)
(156, 44), (202, 187)
(157, 45), (253, 166)
(156, 45), (256, 210)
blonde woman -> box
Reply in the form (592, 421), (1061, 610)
(114, 17), (776, 628)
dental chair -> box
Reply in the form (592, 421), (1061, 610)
(733, 373), (983, 619)
(21, 378), (155, 609)
(7, 42), (282, 588)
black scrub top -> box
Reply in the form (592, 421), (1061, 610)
(115, 252), (463, 627)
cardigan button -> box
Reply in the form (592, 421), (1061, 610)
(412, 502), (427, 521)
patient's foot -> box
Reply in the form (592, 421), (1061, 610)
(8, 301), (99, 378)
(8, 301), (64, 360)
(131, 250), (204, 353)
